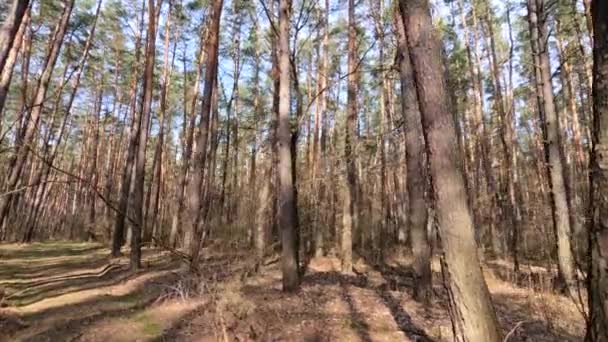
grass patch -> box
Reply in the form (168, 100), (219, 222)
(134, 313), (163, 336)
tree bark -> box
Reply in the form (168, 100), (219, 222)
(111, 1), (147, 256)
(482, 2), (521, 270)
(87, 81), (103, 241)
(169, 25), (208, 248)
(0, 0), (74, 230)
(341, 0), (357, 275)
(145, 1), (173, 244)
(395, 7), (431, 303)
(278, 0), (299, 291)
(399, 0), (502, 340)
(183, 0), (223, 269)
(457, 0), (499, 256)
(586, 1), (608, 340)
(0, 6), (28, 120)
(529, 0), (577, 296)
(131, 0), (159, 270)
(0, 0), (30, 75)
(313, 0), (329, 258)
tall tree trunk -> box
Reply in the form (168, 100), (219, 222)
(278, 0), (299, 291)
(131, 0), (159, 270)
(399, 0), (502, 340)
(250, 15), (267, 256)
(529, 0), (577, 295)
(0, 6), (28, 120)
(17, 0), (99, 241)
(169, 25), (208, 248)
(395, 8), (431, 303)
(341, 0), (357, 274)
(183, 0), (223, 269)
(87, 81), (103, 241)
(313, 0), (329, 258)
(112, 1), (146, 256)
(371, 0), (389, 258)
(145, 1), (173, 244)
(586, 1), (608, 340)
(0, 0), (30, 75)
(457, 0), (499, 255)
(0, 0), (74, 230)
(482, 1), (521, 271)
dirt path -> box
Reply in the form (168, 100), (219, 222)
(0, 242), (585, 341)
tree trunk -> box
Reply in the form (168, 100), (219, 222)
(341, 0), (357, 275)
(145, 2), (173, 244)
(278, 0), (299, 291)
(19, 0), (102, 240)
(87, 82), (103, 241)
(0, 0), (74, 230)
(395, 7), (431, 303)
(399, 0), (502, 340)
(183, 0), (223, 269)
(169, 25), (208, 248)
(0, 6), (28, 120)
(529, 0), (577, 295)
(457, 0), (499, 256)
(131, 0), (159, 270)
(111, 2), (146, 256)
(313, 0), (329, 258)
(586, 1), (608, 340)
(0, 0), (30, 75)
(482, 2), (521, 270)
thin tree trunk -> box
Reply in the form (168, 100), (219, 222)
(169, 25), (208, 248)
(0, 0), (74, 230)
(529, 0), (577, 295)
(0, 0), (30, 75)
(341, 0), (357, 275)
(313, 0), (329, 258)
(112, 1), (146, 256)
(483, 1), (521, 271)
(0, 7), (28, 121)
(131, 0), (159, 270)
(145, 1), (173, 244)
(87, 81), (103, 241)
(457, 0), (499, 256)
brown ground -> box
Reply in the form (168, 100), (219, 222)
(0, 242), (585, 341)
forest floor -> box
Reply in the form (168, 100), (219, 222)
(0, 241), (585, 342)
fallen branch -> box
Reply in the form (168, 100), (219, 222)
(503, 321), (529, 342)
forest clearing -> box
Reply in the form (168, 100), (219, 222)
(0, 0), (607, 340)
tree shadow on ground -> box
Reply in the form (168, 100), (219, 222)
(338, 278), (373, 342)
(237, 282), (340, 341)
(7, 260), (177, 307)
(9, 270), (180, 342)
(0, 247), (166, 283)
(0, 242), (104, 260)
(304, 270), (433, 341)
(368, 256), (583, 341)
(0, 257), (111, 284)
(1, 249), (175, 308)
